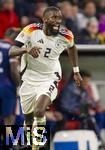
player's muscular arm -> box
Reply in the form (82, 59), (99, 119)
(9, 45), (27, 57)
(67, 45), (82, 86)
(67, 45), (78, 67)
(9, 41), (41, 58)
(9, 41), (27, 57)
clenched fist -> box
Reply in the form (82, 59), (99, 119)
(28, 46), (42, 58)
(73, 72), (82, 86)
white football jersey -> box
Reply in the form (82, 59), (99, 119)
(15, 23), (74, 84)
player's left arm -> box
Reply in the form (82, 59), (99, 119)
(67, 44), (82, 86)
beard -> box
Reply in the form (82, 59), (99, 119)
(47, 24), (60, 36)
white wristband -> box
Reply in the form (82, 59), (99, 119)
(73, 67), (79, 73)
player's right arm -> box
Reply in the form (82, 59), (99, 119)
(9, 40), (41, 58)
(9, 24), (41, 58)
(9, 43), (27, 57)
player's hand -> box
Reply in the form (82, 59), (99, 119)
(73, 72), (82, 86)
(28, 46), (41, 58)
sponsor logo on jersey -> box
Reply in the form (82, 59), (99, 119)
(37, 39), (44, 44)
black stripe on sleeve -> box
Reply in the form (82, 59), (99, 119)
(15, 40), (24, 48)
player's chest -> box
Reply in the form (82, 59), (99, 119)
(30, 31), (66, 55)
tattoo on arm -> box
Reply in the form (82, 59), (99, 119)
(9, 45), (27, 57)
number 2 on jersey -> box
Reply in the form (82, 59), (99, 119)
(44, 48), (51, 58)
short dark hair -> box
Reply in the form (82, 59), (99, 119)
(80, 70), (91, 78)
(43, 6), (60, 17)
(84, 0), (96, 8)
(4, 28), (21, 40)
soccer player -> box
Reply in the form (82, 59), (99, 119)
(0, 28), (20, 123)
(9, 7), (82, 149)
(0, 28), (21, 148)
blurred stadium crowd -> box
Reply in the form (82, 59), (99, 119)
(0, 0), (105, 44)
(0, 0), (105, 149)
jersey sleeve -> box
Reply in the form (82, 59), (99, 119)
(60, 28), (74, 48)
(66, 30), (74, 48)
(15, 23), (41, 44)
(15, 25), (30, 44)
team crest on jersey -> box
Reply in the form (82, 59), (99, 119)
(55, 39), (61, 48)
(55, 39), (66, 48)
